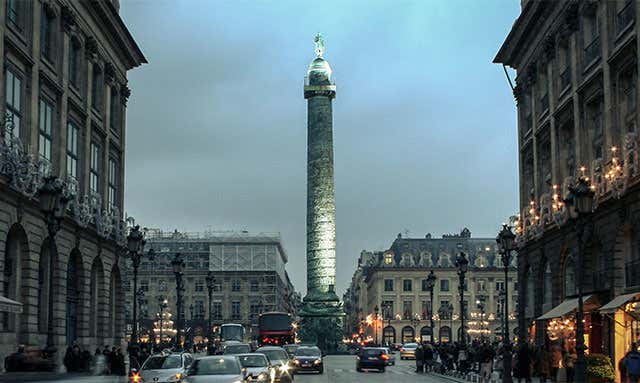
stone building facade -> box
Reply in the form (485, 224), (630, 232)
(0, 0), (146, 367)
(344, 230), (517, 345)
(495, 0), (640, 378)
(132, 230), (297, 343)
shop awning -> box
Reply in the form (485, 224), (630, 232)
(0, 296), (22, 313)
(599, 292), (640, 314)
(537, 295), (598, 320)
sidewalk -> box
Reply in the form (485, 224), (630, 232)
(427, 370), (545, 383)
(0, 372), (127, 382)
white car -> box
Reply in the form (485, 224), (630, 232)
(400, 343), (418, 360)
(182, 355), (246, 383)
(238, 353), (274, 382)
(135, 352), (193, 383)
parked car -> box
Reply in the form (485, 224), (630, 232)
(238, 353), (274, 382)
(399, 343), (418, 360)
(255, 346), (294, 383)
(183, 355), (246, 383)
(355, 347), (388, 372)
(223, 343), (252, 355)
(133, 352), (193, 383)
(381, 348), (395, 366)
(292, 346), (323, 374)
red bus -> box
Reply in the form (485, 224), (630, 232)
(258, 312), (294, 346)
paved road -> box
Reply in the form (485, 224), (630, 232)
(12, 355), (457, 383)
(292, 355), (456, 383)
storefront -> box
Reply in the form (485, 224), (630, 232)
(599, 292), (640, 383)
(537, 295), (602, 352)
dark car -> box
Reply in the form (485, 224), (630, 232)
(292, 346), (323, 374)
(356, 347), (388, 372)
(283, 344), (299, 358)
(256, 346), (294, 383)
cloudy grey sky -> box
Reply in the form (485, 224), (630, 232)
(120, 0), (521, 296)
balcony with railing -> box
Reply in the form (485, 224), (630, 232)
(583, 37), (601, 69)
(616, 1), (635, 37)
(626, 260), (640, 287)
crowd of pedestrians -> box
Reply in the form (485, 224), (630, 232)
(63, 342), (126, 375)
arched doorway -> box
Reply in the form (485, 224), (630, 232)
(439, 326), (451, 343)
(89, 257), (104, 338)
(109, 265), (124, 341)
(2, 224), (28, 339)
(382, 326), (395, 345)
(66, 250), (82, 345)
(401, 326), (415, 343)
(38, 238), (56, 334)
(420, 326), (432, 342)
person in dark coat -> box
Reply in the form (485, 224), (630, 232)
(514, 343), (532, 383)
(415, 344), (425, 373)
(423, 342), (434, 372)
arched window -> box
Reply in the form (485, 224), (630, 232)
(543, 262), (552, 312)
(401, 326), (415, 343)
(89, 257), (104, 338)
(565, 255), (576, 297)
(420, 326), (432, 342)
(383, 326), (395, 345)
(66, 250), (82, 345)
(439, 326), (451, 343)
(2, 225), (27, 334)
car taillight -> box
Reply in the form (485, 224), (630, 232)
(400, 348), (404, 352)
(381, 354), (389, 360)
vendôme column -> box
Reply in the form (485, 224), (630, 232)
(304, 33), (338, 302)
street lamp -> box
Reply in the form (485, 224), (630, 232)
(497, 223), (516, 383)
(206, 272), (216, 337)
(38, 176), (72, 358)
(455, 252), (469, 346)
(172, 253), (186, 348)
(374, 305), (380, 345)
(126, 225), (154, 346)
(426, 270), (437, 342)
(136, 288), (145, 341)
(564, 176), (595, 383)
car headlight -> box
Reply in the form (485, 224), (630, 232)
(130, 372), (144, 383)
(293, 360), (300, 365)
(257, 372), (268, 381)
(167, 373), (183, 382)
(313, 359), (321, 365)
(279, 364), (290, 373)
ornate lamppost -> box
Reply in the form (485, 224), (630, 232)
(497, 223), (516, 383)
(126, 225), (154, 346)
(564, 176), (595, 382)
(374, 305), (379, 345)
(206, 272), (216, 338)
(38, 176), (72, 358)
(426, 270), (437, 341)
(172, 253), (186, 348)
(136, 288), (145, 341)
(455, 252), (469, 346)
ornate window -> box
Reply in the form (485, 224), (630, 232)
(440, 279), (450, 292)
(66, 121), (79, 181)
(108, 157), (119, 209)
(383, 326), (395, 344)
(90, 142), (101, 194)
(401, 326), (415, 343)
(384, 279), (394, 292)
(5, 68), (22, 141)
(403, 279), (412, 292)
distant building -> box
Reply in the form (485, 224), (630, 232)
(344, 229), (517, 344)
(0, 0), (145, 362)
(129, 230), (297, 344)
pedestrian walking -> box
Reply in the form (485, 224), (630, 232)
(624, 343), (640, 383)
(478, 343), (495, 383)
(514, 343), (532, 383)
(415, 343), (425, 373)
(564, 347), (576, 383)
(424, 342), (434, 372)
